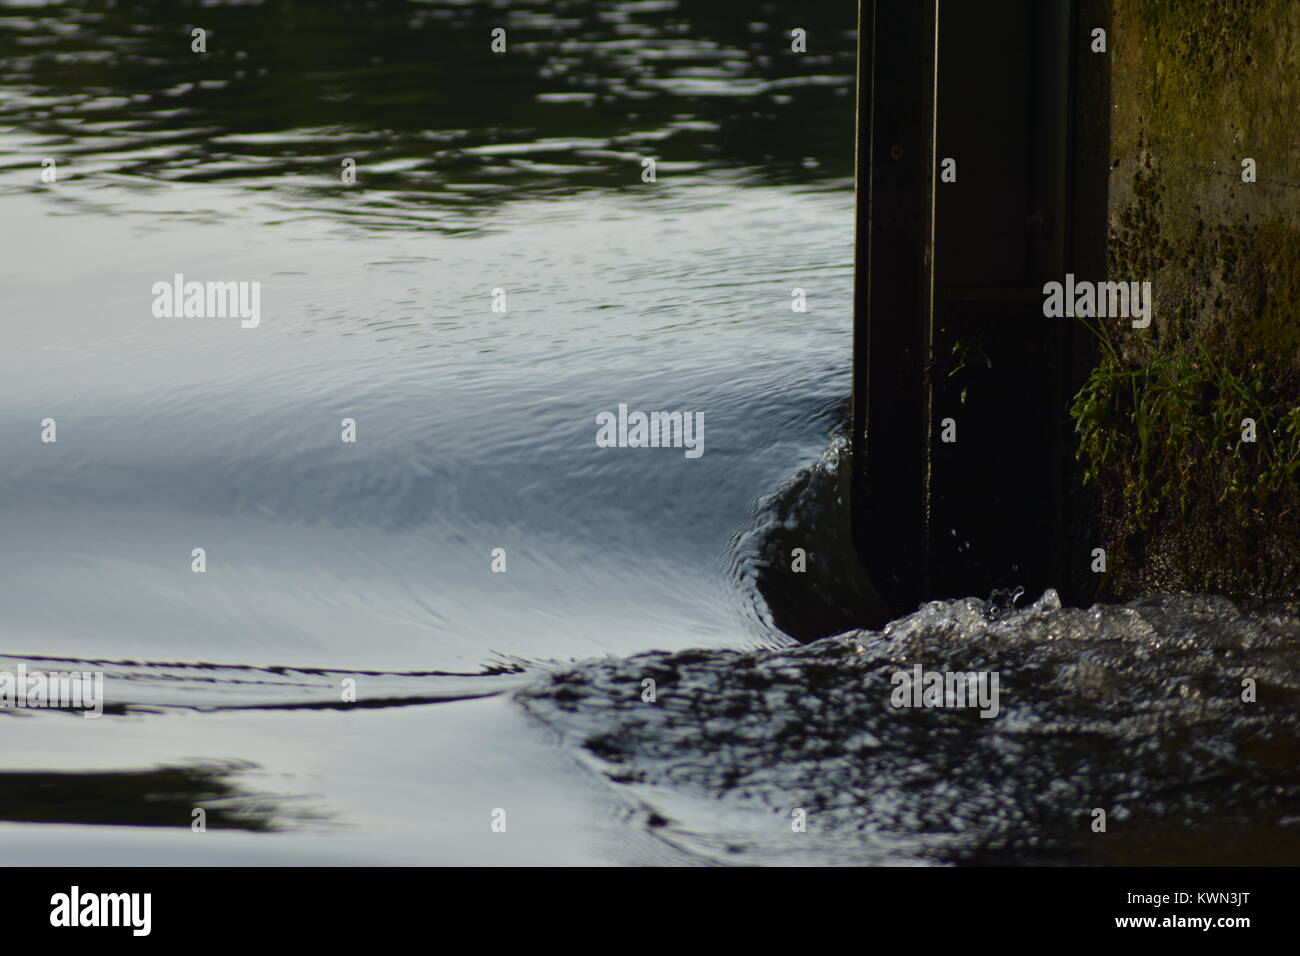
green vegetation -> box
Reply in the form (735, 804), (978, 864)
(1082, 0), (1299, 599)
(1071, 324), (1300, 532)
(1070, 208), (1300, 596)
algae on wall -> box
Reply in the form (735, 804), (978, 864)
(1072, 0), (1299, 597)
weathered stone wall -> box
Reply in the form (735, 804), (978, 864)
(1076, 0), (1299, 597)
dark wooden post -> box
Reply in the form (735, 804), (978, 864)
(851, 0), (937, 619)
(852, 0), (1099, 621)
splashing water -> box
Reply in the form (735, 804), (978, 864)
(518, 589), (1300, 865)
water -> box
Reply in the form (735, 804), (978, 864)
(521, 590), (1300, 865)
(3, 1), (1298, 866)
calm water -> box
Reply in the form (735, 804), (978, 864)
(5, 1), (1298, 867)
(1, 0), (859, 864)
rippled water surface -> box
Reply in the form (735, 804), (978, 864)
(4, 1), (1298, 866)
(1, 0), (862, 864)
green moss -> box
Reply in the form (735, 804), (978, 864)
(1091, 0), (1299, 596)
(1134, 0), (1266, 141)
(1107, 141), (1175, 285)
(1245, 221), (1300, 367)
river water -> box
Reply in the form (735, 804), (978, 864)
(3, 0), (1297, 866)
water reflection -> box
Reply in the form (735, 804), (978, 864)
(0, 761), (317, 831)
(0, 0), (856, 230)
(0, 0), (870, 863)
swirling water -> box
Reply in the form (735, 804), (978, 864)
(2, 1), (1297, 866)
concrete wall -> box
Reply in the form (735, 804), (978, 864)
(1082, 0), (1299, 596)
